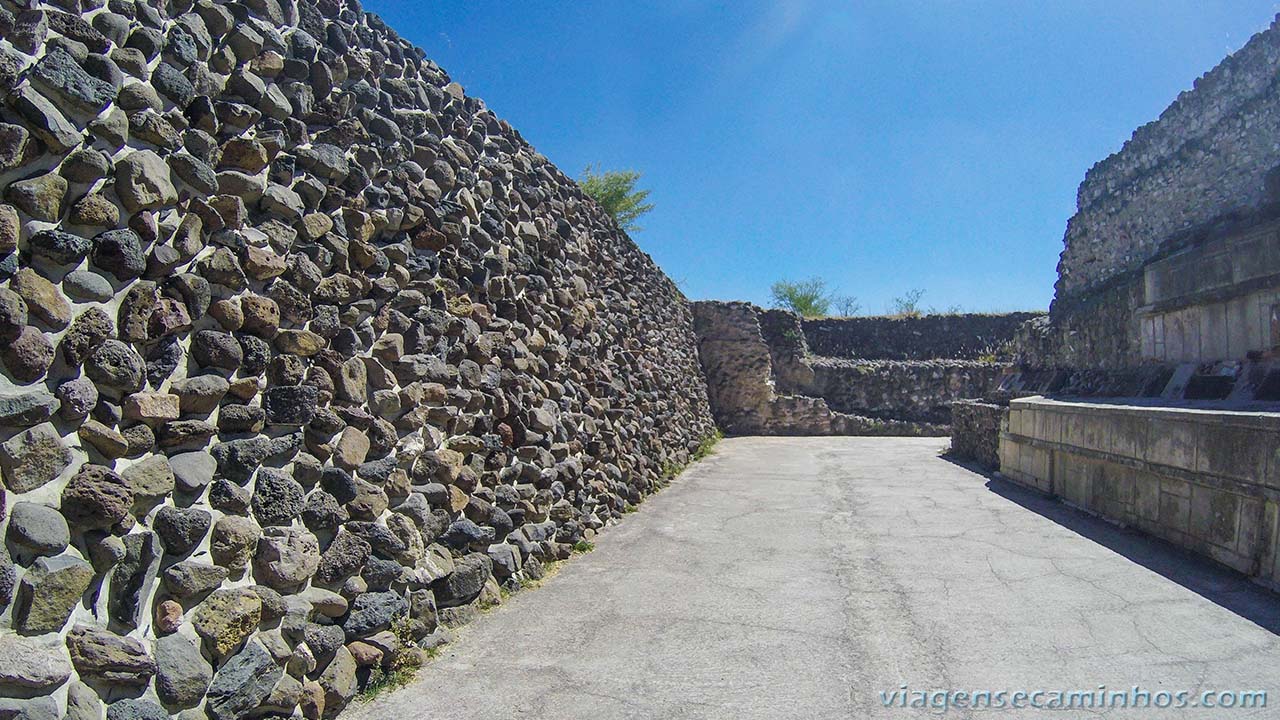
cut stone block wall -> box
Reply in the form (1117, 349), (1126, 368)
(1138, 218), (1280, 363)
(0, 1), (716, 718)
(999, 397), (1280, 588)
(1032, 15), (1280, 371)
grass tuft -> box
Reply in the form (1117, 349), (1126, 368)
(356, 668), (418, 702)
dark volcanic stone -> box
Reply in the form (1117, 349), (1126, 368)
(362, 557), (401, 592)
(29, 48), (114, 114)
(204, 640), (282, 720)
(162, 560), (228, 599)
(238, 334), (271, 376)
(3, 327), (55, 382)
(47, 11), (111, 54)
(110, 531), (161, 628)
(61, 464), (133, 530)
(251, 468), (305, 526)
(301, 490), (346, 532)
(315, 531), (369, 585)
(440, 518), (494, 551)
(208, 479), (251, 514)
(29, 229), (90, 265)
(262, 384), (319, 425)
(145, 337), (184, 386)
(303, 623), (344, 660)
(210, 436), (270, 483)
(152, 62), (195, 107)
(340, 590), (407, 640)
(153, 505), (211, 555)
(192, 330), (243, 370)
(92, 229), (146, 280)
(217, 404), (265, 433)
(61, 307), (115, 367)
(318, 466), (356, 503)
(433, 553), (493, 608)
(85, 339), (145, 391)
(107, 698), (168, 720)
(344, 521), (406, 558)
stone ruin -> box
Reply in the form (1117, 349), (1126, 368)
(955, 16), (1280, 592)
(0, 1), (716, 717)
(1, 1), (1279, 718)
(692, 301), (1034, 436)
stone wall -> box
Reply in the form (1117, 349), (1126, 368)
(999, 397), (1280, 589)
(948, 399), (1004, 470)
(1016, 279), (1143, 370)
(691, 301), (942, 436)
(691, 301), (1021, 435)
(0, 2), (716, 718)
(1056, 14), (1280, 302)
(1011, 16), (1280, 374)
(808, 359), (1008, 425)
(802, 312), (1041, 361)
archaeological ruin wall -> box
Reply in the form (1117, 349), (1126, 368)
(694, 302), (1030, 436)
(992, 14), (1280, 590)
(803, 313), (1042, 361)
(1036, 14), (1280, 376)
(1058, 14), (1280, 301)
(0, 1), (716, 718)
(798, 314), (1034, 426)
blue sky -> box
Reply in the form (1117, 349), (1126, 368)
(366, 1), (1279, 314)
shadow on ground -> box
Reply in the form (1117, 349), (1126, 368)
(940, 453), (1280, 636)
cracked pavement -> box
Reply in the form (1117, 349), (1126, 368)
(349, 437), (1280, 719)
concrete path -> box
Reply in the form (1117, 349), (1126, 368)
(350, 437), (1280, 719)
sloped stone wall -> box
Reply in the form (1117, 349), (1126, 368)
(1056, 14), (1280, 302)
(0, 1), (715, 718)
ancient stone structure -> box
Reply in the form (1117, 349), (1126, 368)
(693, 302), (1027, 435)
(0, 1), (716, 717)
(1057, 15), (1280, 301)
(1002, 398), (1280, 586)
(1030, 16), (1280, 372)
(947, 399), (1003, 470)
(993, 16), (1280, 589)
(804, 313), (1042, 361)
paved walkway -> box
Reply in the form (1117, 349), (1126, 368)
(351, 437), (1280, 719)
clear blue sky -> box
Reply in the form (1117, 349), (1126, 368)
(366, 1), (1278, 314)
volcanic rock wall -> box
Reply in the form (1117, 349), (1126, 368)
(691, 301), (1021, 435)
(1056, 14), (1280, 302)
(803, 313), (1043, 361)
(1038, 15), (1280, 371)
(807, 358), (1007, 425)
(947, 399), (1003, 470)
(0, 1), (715, 718)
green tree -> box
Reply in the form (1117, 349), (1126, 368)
(771, 278), (835, 318)
(579, 165), (654, 233)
